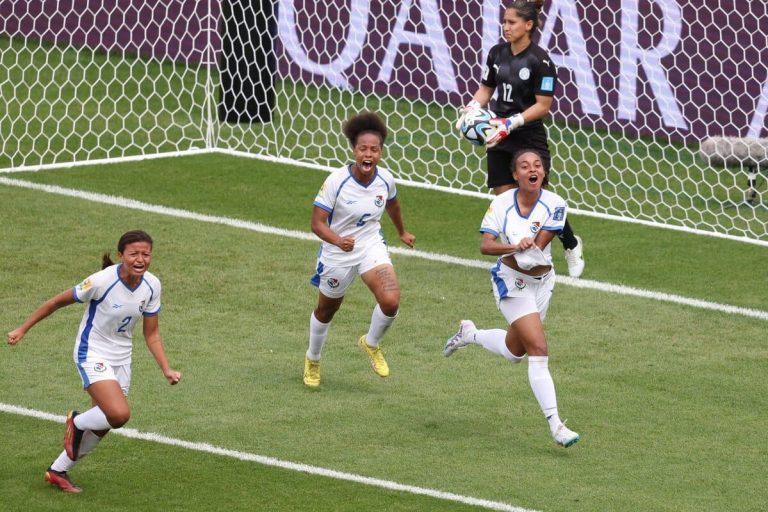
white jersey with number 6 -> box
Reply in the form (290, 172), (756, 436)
(313, 164), (397, 267)
(72, 264), (161, 366)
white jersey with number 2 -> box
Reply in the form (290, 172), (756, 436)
(72, 264), (161, 366)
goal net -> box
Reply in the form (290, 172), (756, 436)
(1, 0), (766, 244)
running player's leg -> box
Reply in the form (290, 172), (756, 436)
(305, 264), (354, 386)
(358, 263), (399, 377)
(538, 147), (585, 277)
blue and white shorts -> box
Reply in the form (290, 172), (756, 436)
(490, 261), (555, 324)
(76, 358), (131, 396)
(311, 242), (392, 299)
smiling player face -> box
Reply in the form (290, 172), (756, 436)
(351, 132), (383, 183)
(119, 241), (152, 283)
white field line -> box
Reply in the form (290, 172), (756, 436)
(2, 176), (766, 321)
(0, 403), (537, 512)
(4, 151), (768, 248)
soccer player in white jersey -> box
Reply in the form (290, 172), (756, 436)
(443, 150), (580, 448)
(304, 112), (416, 388)
(6, 230), (182, 492)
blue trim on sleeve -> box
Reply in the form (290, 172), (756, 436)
(375, 172), (391, 197)
(142, 277), (158, 308)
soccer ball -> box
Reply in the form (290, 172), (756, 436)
(459, 108), (494, 146)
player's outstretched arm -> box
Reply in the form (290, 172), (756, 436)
(7, 290), (75, 345)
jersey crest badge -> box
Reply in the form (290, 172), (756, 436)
(514, 278), (526, 290)
(519, 67), (531, 80)
(374, 195), (384, 207)
(530, 222), (540, 234)
(327, 278), (340, 289)
(94, 362), (107, 372)
(553, 207), (565, 221)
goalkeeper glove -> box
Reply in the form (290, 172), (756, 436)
(486, 114), (525, 148)
(455, 100), (482, 130)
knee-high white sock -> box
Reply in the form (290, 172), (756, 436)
(76, 430), (104, 459)
(528, 356), (562, 430)
(74, 406), (111, 431)
(307, 312), (330, 361)
(365, 304), (396, 347)
(50, 451), (76, 472)
(49, 430), (106, 472)
(475, 329), (523, 363)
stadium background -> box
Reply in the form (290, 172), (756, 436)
(1, 2), (767, 511)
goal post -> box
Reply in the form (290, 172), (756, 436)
(1, 0), (766, 245)
(218, 0), (276, 123)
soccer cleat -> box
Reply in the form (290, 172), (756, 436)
(564, 235), (585, 278)
(358, 335), (389, 377)
(443, 320), (476, 357)
(64, 410), (84, 461)
(552, 422), (580, 448)
(303, 356), (321, 388)
(45, 467), (82, 493)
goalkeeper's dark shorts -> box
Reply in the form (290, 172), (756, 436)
(485, 127), (551, 189)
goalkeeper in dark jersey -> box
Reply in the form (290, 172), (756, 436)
(457, 0), (585, 277)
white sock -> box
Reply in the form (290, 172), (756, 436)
(77, 430), (104, 459)
(365, 304), (396, 347)
(50, 451), (76, 472)
(307, 312), (330, 361)
(74, 406), (111, 431)
(475, 329), (523, 363)
(527, 356), (562, 431)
